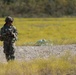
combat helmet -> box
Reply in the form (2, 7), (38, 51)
(5, 16), (14, 23)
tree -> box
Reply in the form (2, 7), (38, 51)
(3, 0), (15, 4)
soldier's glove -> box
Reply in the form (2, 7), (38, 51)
(6, 31), (14, 37)
(6, 31), (11, 35)
(11, 32), (16, 38)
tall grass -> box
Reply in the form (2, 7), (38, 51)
(0, 18), (76, 45)
(0, 52), (76, 75)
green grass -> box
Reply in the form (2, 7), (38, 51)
(0, 52), (76, 75)
(0, 18), (76, 45)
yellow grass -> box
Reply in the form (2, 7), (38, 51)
(0, 18), (76, 45)
(0, 52), (76, 75)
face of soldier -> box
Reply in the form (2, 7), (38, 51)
(6, 21), (13, 25)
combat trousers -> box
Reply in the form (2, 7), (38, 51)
(3, 41), (15, 61)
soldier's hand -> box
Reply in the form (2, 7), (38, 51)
(11, 32), (15, 37)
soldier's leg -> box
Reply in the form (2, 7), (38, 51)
(9, 43), (15, 60)
(3, 42), (10, 61)
(4, 49), (10, 61)
(10, 53), (15, 60)
(5, 54), (10, 61)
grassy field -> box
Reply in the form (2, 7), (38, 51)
(0, 18), (76, 75)
(0, 52), (76, 75)
(0, 18), (76, 45)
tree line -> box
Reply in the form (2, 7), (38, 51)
(0, 0), (76, 17)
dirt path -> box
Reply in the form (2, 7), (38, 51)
(0, 44), (76, 62)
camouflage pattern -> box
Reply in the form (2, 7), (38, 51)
(0, 23), (17, 61)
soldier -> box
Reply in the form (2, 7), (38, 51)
(0, 16), (17, 61)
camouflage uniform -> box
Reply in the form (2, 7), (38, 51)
(0, 16), (17, 61)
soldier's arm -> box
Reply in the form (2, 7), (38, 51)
(1, 27), (6, 36)
(13, 26), (18, 40)
(0, 27), (7, 41)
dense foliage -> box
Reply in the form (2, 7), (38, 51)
(0, 0), (76, 17)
